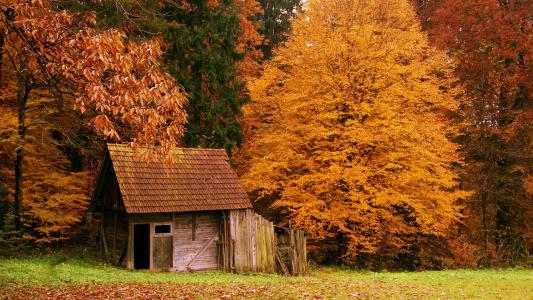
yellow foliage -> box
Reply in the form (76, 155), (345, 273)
(239, 0), (469, 261)
(0, 96), (91, 244)
(525, 175), (533, 196)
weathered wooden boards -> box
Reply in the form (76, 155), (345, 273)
(225, 209), (306, 275)
(173, 212), (219, 271)
(109, 209), (306, 275)
(275, 226), (307, 275)
(101, 210), (128, 265)
(125, 212), (219, 272)
(227, 209), (277, 273)
(255, 214), (277, 273)
(289, 229), (306, 275)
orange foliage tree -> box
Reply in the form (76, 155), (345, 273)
(239, 0), (468, 267)
(235, 0), (264, 78)
(0, 0), (187, 236)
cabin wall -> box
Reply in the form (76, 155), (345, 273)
(128, 212), (220, 272)
(101, 210), (128, 265)
(123, 210), (307, 275)
(130, 213), (173, 271)
(99, 167), (128, 266)
(224, 209), (307, 275)
(173, 212), (219, 271)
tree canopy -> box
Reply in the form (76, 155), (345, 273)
(415, 0), (533, 264)
(239, 0), (468, 265)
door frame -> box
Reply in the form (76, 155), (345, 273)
(131, 222), (174, 271)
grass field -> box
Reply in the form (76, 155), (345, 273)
(1, 256), (532, 299)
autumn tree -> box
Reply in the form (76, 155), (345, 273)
(414, 0), (533, 265)
(235, 0), (264, 78)
(239, 0), (467, 268)
(79, 0), (265, 150)
(0, 108), (94, 243)
(0, 0), (187, 231)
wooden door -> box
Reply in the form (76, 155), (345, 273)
(153, 236), (173, 270)
(152, 223), (173, 271)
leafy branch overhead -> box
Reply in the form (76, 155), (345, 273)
(1, 0), (188, 151)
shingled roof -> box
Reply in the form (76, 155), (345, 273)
(102, 143), (252, 213)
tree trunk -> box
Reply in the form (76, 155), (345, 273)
(14, 74), (30, 227)
(481, 189), (489, 262)
(0, 30), (4, 87)
(1, 7), (14, 88)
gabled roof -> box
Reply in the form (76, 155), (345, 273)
(101, 143), (252, 213)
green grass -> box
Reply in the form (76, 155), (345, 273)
(1, 255), (533, 299)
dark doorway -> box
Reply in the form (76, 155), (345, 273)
(134, 224), (150, 269)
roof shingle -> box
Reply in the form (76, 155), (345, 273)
(107, 144), (252, 213)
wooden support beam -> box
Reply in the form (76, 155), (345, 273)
(149, 223), (154, 271)
(112, 211), (118, 261)
(222, 211), (228, 271)
(100, 209), (109, 262)
(126, 215), (133, 269)
(171, 213), (175, 270)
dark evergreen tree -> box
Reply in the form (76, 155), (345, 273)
(163, 1), (248, 151)
(257, 0), (301, 59)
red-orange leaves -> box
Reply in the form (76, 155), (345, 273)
(235, 0), (264, 78)
(2, 0), (188, 151)
(73, 36), (188, 149)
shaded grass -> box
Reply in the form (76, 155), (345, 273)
(1, 256), (533, 299)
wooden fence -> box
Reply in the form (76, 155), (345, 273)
(275, 226), (307, 275)
(218, 209), (306, 275)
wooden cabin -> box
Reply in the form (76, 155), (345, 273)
(90, 144), (306, 274)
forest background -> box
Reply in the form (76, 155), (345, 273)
(0, 0), (531, 271)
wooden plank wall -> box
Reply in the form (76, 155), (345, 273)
(255, 215), (276, 273)
(173, 212), (219, 271)
(228, 209), (276, 273)
(275, 228), (307, 275)
(129, 213), (173, 271)
(226, 209), (306, 275)
(98, 166), (129, 266)
(289, 229), (307, 275)
(122, 209), (306, 275)
(102, 210), (128, 265)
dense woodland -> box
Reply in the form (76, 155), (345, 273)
(0, 0), (531, 270)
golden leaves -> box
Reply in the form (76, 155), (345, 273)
(239, 0), (468, 261)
